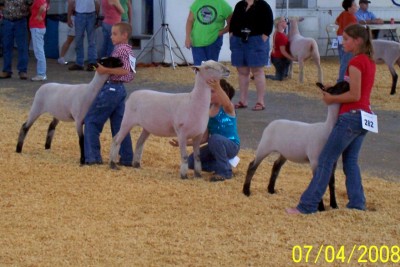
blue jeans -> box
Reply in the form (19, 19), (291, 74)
(101, 22), (113, 58)
(271, 56), (291, 80)
(74, 12), (97, 66)
(84, 82), (133, 164)
(2, 18), (29, 74)
(337, 43), (353, 82)
(191, 36), (223, 66)
(188, 134), (240, 178)
(30, 28), (46, 76)
(297, 111), (368, 214)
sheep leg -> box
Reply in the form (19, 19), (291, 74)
(45, 118), (59, 150)
(75, 122), (85, 165)
(79, 134), (85, 165)
(328, 161), (338, 209)
(133, 130), (150, 168)
(243, 159), (261, 196)
(192, 135), (203, 178)
(388, 65), (397, 95)
(177, 134), (189, 179)
(109, 136), (122, 169)
(288, 62), (293, 79)
(267, 155), (287, 194)
(16, 122), (31, 153)
(298, 60), (304, 83)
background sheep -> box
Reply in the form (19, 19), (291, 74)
(372, 39), (400, 95)
(288, 17), (323, 84)
(242, 82), (349, 211)
(109, 60), (230, 179)
(16, 57), (123, 164)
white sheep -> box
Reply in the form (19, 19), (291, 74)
(288, 17), (323, 84)
(372, 39), (400, 95)
(109, 60), (231, 178)
(16, 57), (123, 164)
(242, 82), (349, 211)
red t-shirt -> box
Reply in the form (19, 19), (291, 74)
(339, 54), (376, 115)
(29, 0), (48, 29)
(335, 11), (357, 36)
(271, 31), (289, 58)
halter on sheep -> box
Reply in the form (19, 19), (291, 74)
(16, 57), (123, 164)
(109, 60), (231, 179)
(243, 81), (349, 211)
(372, 39), (400, 95)
(288, 17), (323, 84)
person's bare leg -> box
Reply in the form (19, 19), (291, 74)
(59, 35), (75, 61)
(237, 66), (251, 106)
(251, 66), (266, 107)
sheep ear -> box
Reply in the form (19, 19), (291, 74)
(191, 66), (200, 73)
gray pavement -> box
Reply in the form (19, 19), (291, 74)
(1, 57), (399, 180)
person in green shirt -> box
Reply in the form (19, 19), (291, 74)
(185, 0), (232, 65)
(120, 0), (131, 23)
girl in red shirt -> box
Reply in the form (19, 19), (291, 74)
(266, 16), (295, 81)
(288, 24), (376, 214)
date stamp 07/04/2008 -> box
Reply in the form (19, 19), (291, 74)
(292, 245), (400, 264)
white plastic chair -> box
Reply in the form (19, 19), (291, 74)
(326, 24), (339, 56)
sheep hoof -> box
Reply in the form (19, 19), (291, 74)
(132, 162), (141, 168)
(180, 174), (188, 180)
(243, 188), (251, 197)
(194, 171), (202, 178)
(16, 146), (22, 153)
(267, 188), (276, 194)
(110, 162), (119, 170)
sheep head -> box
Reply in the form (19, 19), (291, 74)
(96, 57), (124, 68)
(317, 81), (349, 95)
(192, 60), (230, 80)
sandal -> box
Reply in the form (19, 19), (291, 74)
(234, 101), (248, 109)
(252, 102), (265, 111)
(210, 175), (226, 182)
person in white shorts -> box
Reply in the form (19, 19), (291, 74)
(58, 0), (75, 65)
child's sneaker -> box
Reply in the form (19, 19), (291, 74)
(57, 57), (68, 65)
(31, 75), (47, 81)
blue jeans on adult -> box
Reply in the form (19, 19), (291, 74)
(337, 43), (353, 82)
(188, 134), (240, 178)
(191, 36), (223, 66)
(297, 111), (368, 214)
(101, 22), (114, 58)
(74, 12), (97, 66)
(2, 18), (28, 74)
(84, 82), (133, 165)
(30, 28), (47, 76)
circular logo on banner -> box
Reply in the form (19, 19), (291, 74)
(392, 0), (400, 6)
(196, 5), (217, 25)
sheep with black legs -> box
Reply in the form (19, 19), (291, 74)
(288, 17), (323, 84)
(109, 60), (230, 179)
(242, 81), (349, 211)
(16, 57), (123, 164)
(371, 39), (400, 95)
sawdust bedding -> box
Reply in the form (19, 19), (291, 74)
(0, 58), (399, 266)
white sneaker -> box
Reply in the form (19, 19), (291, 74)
(31, 75), (47, 81)
(57, 57), (68, 65)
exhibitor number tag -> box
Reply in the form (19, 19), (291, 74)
(361, 110), (378, 133)
(129, 54), (136, 73)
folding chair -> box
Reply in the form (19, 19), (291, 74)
(326, 24), (339, 56)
